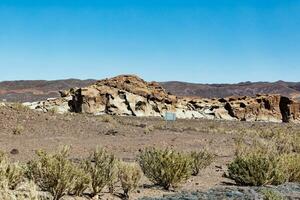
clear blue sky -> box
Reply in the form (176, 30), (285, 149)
(0, 0), (299, 83)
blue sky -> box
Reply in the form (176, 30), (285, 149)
(0, 0), (299, 83)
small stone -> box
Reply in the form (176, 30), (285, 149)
(105, 129), (118, 136)
(10, 148), (19, 155)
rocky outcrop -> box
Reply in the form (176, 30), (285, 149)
(23, 75), (300, 123)
(68, 75), (177, 117)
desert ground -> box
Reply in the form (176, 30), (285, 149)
(1, 103), (300, 199)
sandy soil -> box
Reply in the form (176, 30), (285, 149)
(1, 104), (299, 199)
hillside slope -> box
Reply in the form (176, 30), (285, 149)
(161, 81), (300, 101)
(0, 79), (95, 102)
(0, 78), (300, 102)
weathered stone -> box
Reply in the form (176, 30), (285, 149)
(23, 75), (300, 123)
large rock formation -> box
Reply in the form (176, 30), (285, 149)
(23, 75), (300, 123)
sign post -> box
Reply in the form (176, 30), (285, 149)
(164, 112), (176, 129)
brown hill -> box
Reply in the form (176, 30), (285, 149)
(0, 78), (300, 102)
(161, 81), (300, 101)
(0, 79), (95, 102)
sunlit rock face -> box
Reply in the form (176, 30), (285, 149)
(23, 75), (300, 123)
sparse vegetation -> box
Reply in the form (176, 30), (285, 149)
(143, 125), (154, 134)
(48, 107), (59, 115)
(99, 114), (117, 124)
(12, 124), (24, 135)
(83, 147), (118, 196)
(69, 165), (91, 196)
(227, 136), (300, 186)
(0, 152), (24, 190)
(227, 149), (286, 186)
(26, 146), (88, 200)
(189, 150), (214, 176)
(282, 153), (300, 182)
(10, 103), (29, 112)
(118, 162), (142, 199)
(1, 101), (300, 199)
(138, 148), (192, 190)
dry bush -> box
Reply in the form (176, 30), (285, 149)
(0, 182), (15, 200)
(228, 133), (300, 186)
(26, 146), (89, 200)
(189, 150), (214, 176)
(69, 165), (91, 196)
(227, 140), (291, 186)
(48, 107), (59, 115)
(227, 150), (286, 186)
(270, 131), (300, 154)
(144, 125), (154, 134)
(12, 124), (24, 135)
(138, 148), (192, 190)
(0, 180), (39, 200)
(118, 162), (142, 199)
(0, 152), (24, 189)
(256, 128), (300, 154)
(83, 147), (118, 196)
(10, 103), (29, 112)
(99, 115), (117, 124)
(282, 153), (300, 182)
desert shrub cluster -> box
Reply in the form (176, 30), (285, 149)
(83, 147), (118, 196)
(0, 146), (213, 199)
(138, 148), (213, 190)
(26, 146), (89, 200)
(138, 148), (192, 190)
(118, 162), (142, 199)
(227, 134), (300, 186)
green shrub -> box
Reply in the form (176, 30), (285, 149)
(227, 148), (286, 186)
(0, 152), (24, 189)
(27, 146), (88, 200)
(83, 147), (118, 196)
(271, 131), (300, 154)
(138, 148), (192, 190)
(282, 154), (300, 182)
(68, 165), (91, 196)
(189, 150), (214, 176)
(118, 162), (142, 199)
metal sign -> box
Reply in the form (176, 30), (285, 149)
(164, 112), (176, 121)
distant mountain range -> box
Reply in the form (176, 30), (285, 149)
(0, 79), (95, 102)
(160, 80), (300, 101)
(0, 78), (300, 102)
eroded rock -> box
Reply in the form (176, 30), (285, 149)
(23, 75), (300, 123)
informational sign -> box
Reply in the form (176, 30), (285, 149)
(164, 112), (176, 121)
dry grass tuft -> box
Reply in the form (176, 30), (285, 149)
(83, 147), (118, 196)
(189, 150), (214, 176)
(118, 162), (142, 199)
